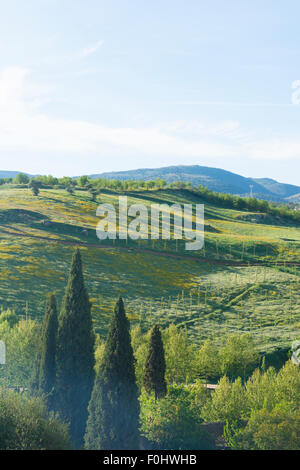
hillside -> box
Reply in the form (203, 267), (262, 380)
(0, 185), (299, 355)
(87, 165), (300, 202)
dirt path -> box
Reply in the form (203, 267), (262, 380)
(1, 227), (300, 267)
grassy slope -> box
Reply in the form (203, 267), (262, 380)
(0, 186), (299, 352)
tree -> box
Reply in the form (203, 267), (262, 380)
(29, 179), (40, 196)
(201, 376), (247, 424)
(85, 297), (140, 450)
(196, 339), (221, 383)
(219, 334), (259, 381)
(14, 173), (29, 184)
(143, 324), (167, 400)
(89, 187), (99, 202)
(55, 249), (95, 448)
(32, 295), (58, 410)
(163, 324), (197, 384)
(66, 186), (74, 195)
(78, 175), (89, 187)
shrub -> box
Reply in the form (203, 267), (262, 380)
(0, 390), (70, 450)
(227, 408), (300, 450)
(139, 384), (213, 450)
(0, 319), (40, 388)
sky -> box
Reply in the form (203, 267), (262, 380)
(0, 0), (300, 184)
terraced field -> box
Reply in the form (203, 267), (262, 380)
(0, 186), (299, 353)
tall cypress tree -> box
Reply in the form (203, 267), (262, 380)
(143, 324), (167, 400)
(56, 249), (95, 448)
(85, 297), (140, 450)
(31, 294), (58, 410)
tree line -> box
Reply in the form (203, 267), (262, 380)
(2, 172), (300, 223)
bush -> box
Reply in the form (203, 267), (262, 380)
(0, 390), (70, 449)
(0, 319), (40, 388)
(227, 408), (300, 450)
(139, 384), (213, 450)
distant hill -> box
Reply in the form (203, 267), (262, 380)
(252, 178), (300, 198)
(0, 171), (31, 179)
(87, 165), (300, 202)
(2, 165), (299, 202)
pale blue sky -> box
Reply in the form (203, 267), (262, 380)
(0, 0), (300, 184)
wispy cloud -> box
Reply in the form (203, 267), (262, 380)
(167, 101), (293, 107)
(78, 40), (105, 58)
(0, 67), (299, 167)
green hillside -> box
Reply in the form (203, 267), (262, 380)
(0, 186), (299, 354)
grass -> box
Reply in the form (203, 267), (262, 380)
(0, 186), (299, 353)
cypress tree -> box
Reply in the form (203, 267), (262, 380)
(143, 324), (167, 400)
(31, 294), (58, 410)
(56, 249), (95, 448)
(85, 297), (140, 450)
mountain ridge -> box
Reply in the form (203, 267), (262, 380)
(86, 165), (300, 202)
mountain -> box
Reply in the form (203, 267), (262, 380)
(88, 165), (300, 202)
(252, 178), (300, 199)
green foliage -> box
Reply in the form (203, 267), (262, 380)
(66, 185), (74, 195)
(28, 179), (40, 196)
(196, 339), (221, 382)
(94, 334), (105, 374)
(85, 297), (140, 450)
(78, 175), (89, 187)
(245, 367), (278, 413)
(0, 309), (18, 328)
(14, 173), (29, 185)
(202, 376), (247, 423)
(0, 319), (40, 388)
(89, 187), (99, 202)
(32, 295), (58, 410)
(143, 324), (167, 399)
(139, 384), (214, 450)
(227, 408), (300, 450)
(202, 360), (300, 434)
(219, 334), (260, 380)
(55, 249), (95, 448)
(163, 324), (197, 384)
(131, 324), (198, 386)
(131, 325), (149, 387)
(276, 362), (300, 411)
(0, 389), (70, 450)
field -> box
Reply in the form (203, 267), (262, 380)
(0, 186), (299, 354)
